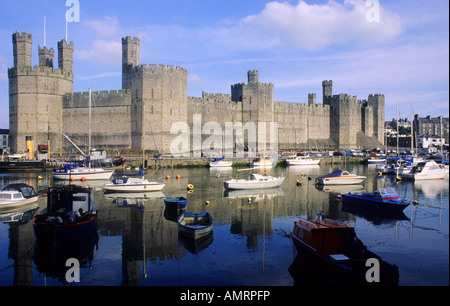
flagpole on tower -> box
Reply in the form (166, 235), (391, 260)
(43, 16), (46, 47)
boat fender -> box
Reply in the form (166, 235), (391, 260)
(37, 175), (43, 180)
(187, 184), (194, 190)
(301, 173), (306, 177)
(216, 173), (221, 178)
(377, 171), (382, 176)
(396, 176), (401, 182)
(296, 180), (303, 186)
(412, 200), (418, 205)
(205, 200), (210, 206)
(176, 175), (181, 180)
(166, 175), (170, 180)
(188, 189), (194, 194)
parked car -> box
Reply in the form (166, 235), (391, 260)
(333, 151), (344, 157)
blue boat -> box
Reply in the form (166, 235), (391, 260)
(33, 185), (98, 247)
(341, 187), (410, 213)
(164, 196), (188, 210)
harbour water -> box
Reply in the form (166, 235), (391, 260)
(0, 163), (448, 286)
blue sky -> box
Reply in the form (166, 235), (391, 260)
(0, 0), (448, 128)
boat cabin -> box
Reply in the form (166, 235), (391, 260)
(292, 219), (357, 256)
(364, 187), (400, 201)
(0, 184), (38, 200)
(410, 160), (443, 174)
(46, 185), (94, 215)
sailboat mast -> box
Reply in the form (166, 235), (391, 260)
(89, 88), (92, 167)
(396, 105), (399, 157)
(410, 105), (414, 155)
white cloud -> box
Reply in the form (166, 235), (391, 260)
(76, 39), (122, 67)
(188, 74), (202, 84)
(83, 16), (119, 37)
(225, 0), (403, 50)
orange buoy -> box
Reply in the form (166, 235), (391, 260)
(81, 177), (86, 181)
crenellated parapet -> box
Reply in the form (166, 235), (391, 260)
(63, 89), (132, 108)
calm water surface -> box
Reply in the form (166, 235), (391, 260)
(0, 163), (448, 286)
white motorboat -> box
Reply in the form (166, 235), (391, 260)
(401, 160), (449, 180)
(0, 184), (39, 209)
(315, 170), (366, 185)
(104, 177), (165, 192)
(251, 157), (276, 168)
(52, 164), (114, 180)
(286, 155), (320, 166)
(224, 173), (285, 190)
(209, 157), (232, 167)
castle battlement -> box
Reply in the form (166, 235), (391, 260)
(12, 32), (32, 41)
(122, 36), (140, 44)
(57, 39), (74, 50)
(7, 65), (73, 79)
(66, 89), (131, 99)
(134, 63), (187, 74)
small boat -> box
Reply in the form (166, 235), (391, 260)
(286, 154), (320, 166)
(164, 196), (188, 210)
(224, 173), (285, 190)
(33, 185), (98, 247)
(0, 183), (39, 209)
(364, 158), (386, 164)
(376, 159), (414, 175)
(209, 156), (232, 167)
(178, 212), (214, 239)
(315, 170), (366, 185)
(103, 177), (165, 192)
(289, 212), (399, 285)
(341, 187), (410, 213)
(52, 164), (114, 181)
(251, 157), (276, 168)
(401, 160), (449, 180)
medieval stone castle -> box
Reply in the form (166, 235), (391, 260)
(8, 32), (384, 155)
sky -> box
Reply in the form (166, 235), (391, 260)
(0, 0), (448, 128)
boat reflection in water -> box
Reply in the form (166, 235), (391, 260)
(33, 228), (99, 285)
(0, 203), (39, 224)
(315, 184), (365, 195)
(341, 203), (409, 226)
(178, 231), (214, 254)
(224, 187), (284, 201)
(105, 191), (165, 210)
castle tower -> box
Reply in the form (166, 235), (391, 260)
(9, 32), (74, 153)
(12, 32), (32, 67)
(122, 36), (140, 89)
(368, 94), (385, 144)
(58, 39), (74, 71)
(38, 46), (54, 68)
(308, 93), (316, 106)
(248, 70), (259, 84)
(322, 80), (333, 104)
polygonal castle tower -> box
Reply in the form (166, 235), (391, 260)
(8, 32), (74, 153)
(121, 36), (188, 152)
